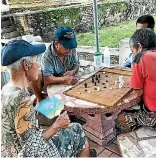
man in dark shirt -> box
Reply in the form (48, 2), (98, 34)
(122, 15), (155, 68)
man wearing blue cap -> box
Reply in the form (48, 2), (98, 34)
(31, 26), (80, 102)
(1, 40), (90, 157)
(42, 26), (79, 85)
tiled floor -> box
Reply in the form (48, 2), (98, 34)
(88, 139), (122, 157)
(72, 116), (122, 157)
(117, 127), (156, 158)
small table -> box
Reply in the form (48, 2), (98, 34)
(47, 71), (141, 146)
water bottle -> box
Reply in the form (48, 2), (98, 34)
(94, 52), (103, 68)
(104, 46), (110, 67)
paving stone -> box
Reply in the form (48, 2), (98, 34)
(105, 143), (121, 155)
(88, 139), (105, 155)
(109, 153), (122, 157)
(112, 139), (118, 145)
(98, 149), (112, 157)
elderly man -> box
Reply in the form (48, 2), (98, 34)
(42, 26), (80, 85)
(1, 40), (90, 157)
(31, 26), (80, 102)
(118, 29), (156, 132)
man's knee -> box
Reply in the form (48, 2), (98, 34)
(70, 123), (84, 134)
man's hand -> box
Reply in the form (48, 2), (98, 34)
(64, 75), (78, 85)
(64, 70), (75, 76)
(33, 93), (48, 105)
(52, 111), (70, 130)
(43, 111), (70, 140)
(133, 89), (143, 97)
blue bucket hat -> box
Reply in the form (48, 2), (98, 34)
(54, 26), (77, 49)
(1, 40), (46, 66)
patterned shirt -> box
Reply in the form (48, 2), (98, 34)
(1, 83), (87, 157)
(41, 43), (80, 77)
(1, 83), (60, 157)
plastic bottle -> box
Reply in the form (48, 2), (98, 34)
(104, 46), (110, 67)
(94, 52), (103, 68)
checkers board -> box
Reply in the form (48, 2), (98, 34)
(64, 67), (133, 107)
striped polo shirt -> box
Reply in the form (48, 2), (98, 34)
(41, 43), (79, 77)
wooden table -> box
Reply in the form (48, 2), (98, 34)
(47, 70), (141, 146)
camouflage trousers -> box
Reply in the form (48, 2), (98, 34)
(51, 123), (87, 157)
(17, 123), (87, 157)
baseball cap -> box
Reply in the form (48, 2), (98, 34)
(1, 40), (46, 66)
(54, 26), (77, 49)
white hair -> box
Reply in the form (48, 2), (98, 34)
(7, 56), (34, 72)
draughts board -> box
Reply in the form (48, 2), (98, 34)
(64, 67), (132, 107)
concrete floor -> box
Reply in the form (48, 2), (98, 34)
(89, 138), (122, 157)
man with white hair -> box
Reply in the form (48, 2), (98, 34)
(1, 40), (90, 157)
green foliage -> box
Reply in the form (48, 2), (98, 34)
(8, 0), (123, 4)
(120, 3), (127, 12)
(42, 6), (83, 28)
(98, 2), (127, 20)
(100, 0), (123, 3)
(77, 15), (156, 48)
(77, 20), (135, 47)
(8, 0), (33, 4)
